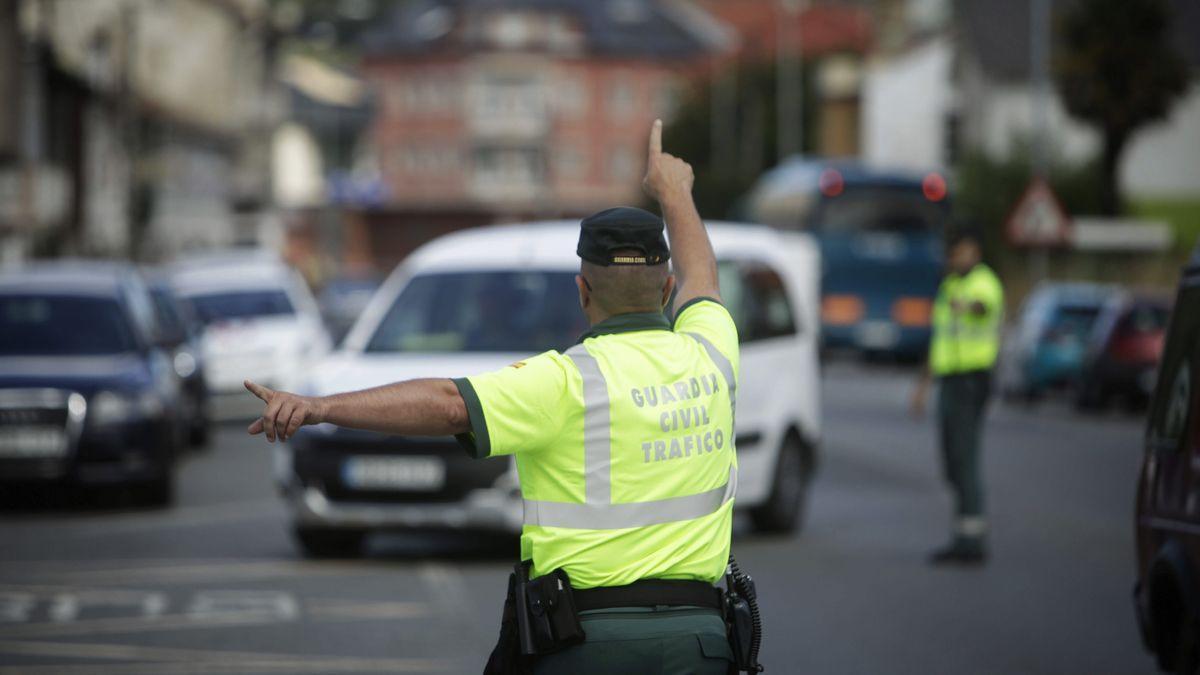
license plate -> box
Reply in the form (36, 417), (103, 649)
(0, 426), (68, 458)
(342, 456), (445, 491)
(856, 321), (899, 349)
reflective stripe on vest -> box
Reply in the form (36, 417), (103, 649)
(522, 338), (737, 530)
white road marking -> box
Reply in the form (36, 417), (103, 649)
(186, 590), (298, 622)
(0, 593), (34, 623)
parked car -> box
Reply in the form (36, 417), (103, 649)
(148, 275), (210, 447)
(170, 252), (331, 421)
(317, 276), (382, 345)
(999, 282), (1115, 401)
(0, 262), (182, 505)
(276, 222), (822, 557)
(1134, 247), (1200, 673)
(1077, 291), (1172, 411)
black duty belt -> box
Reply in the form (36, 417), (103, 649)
(572, 579), (723, 612)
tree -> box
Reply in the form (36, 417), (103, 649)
(1053, 0), (1188, 216)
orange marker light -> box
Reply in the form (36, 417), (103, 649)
(822, 295), (864, 325)
(892, 297), (932, 327)
(922, 173), (947, 202)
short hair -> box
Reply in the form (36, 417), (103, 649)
(947, 226), (984, 249)
(581, 250), (670, 314)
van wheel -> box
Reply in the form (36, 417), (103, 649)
(294, 527), (366, 559)
(750, 435), (809, 534)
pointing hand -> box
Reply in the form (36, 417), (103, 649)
(642, 119), (694, 202)
(245, 380), (324, 443)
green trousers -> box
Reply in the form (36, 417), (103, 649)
(937, 371), (992, 521)
(533, 606), (734, 675)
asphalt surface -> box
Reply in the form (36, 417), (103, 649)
(0, 363), (1151, 674)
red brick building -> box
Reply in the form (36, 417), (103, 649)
(348, 0), (729, 268)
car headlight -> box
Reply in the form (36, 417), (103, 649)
(173, 350), (197, 378)
(90, 390), (165, 425)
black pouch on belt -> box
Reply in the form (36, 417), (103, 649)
(515, 562), (586, 656)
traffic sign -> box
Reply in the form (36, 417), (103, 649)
(1005, 178), (1072, 247)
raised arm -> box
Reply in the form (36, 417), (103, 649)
(642, 119), (720, 310)
(244, 378), (469, 443)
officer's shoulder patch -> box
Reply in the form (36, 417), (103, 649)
(509, 361), (527, 369)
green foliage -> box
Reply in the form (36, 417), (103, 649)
(1053, 0), (1189, 214)
(659, 60), (819, 219)
(1129, 198), (1200, 253)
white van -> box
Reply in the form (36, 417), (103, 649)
(277, 223), (821, 556)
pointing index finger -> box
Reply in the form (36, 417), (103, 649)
(648, 119), (662, 158)
(244, 379), (274, 403)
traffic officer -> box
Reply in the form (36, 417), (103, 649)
(911, 227), (1004, 565)
(243, 120), (741, 673)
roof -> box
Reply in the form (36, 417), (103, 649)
(0, 260), (137, 297)
(168, 252), (296, 296)
(359, 0), (725, 60)
(959, 0), (1200, 82)
(405, 220), (792, 272)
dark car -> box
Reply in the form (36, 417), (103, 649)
(148, 277), (210, 447)
(1077, 292), (1172, 411)
(1134, 248), (1200, 672)
(0, 262), (182, 505)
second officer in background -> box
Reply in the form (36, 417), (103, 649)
(911, 227), (1004, 565)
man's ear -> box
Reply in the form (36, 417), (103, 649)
(576, 274), (590, 310)
(662, 274), (677, 310)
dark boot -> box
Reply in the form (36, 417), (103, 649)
(928, 537), (987, 566)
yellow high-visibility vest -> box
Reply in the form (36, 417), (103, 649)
(454, 299), (738, 589)
(929, 264), (1004, 376)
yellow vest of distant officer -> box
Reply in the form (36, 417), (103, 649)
(929, 264), (1004, 376)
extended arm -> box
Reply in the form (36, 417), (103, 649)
(642, 119), (720, 310)
(244, 378), (469, 442)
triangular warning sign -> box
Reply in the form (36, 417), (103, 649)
(1006, 178), (1072, 248)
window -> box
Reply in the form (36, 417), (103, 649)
(187, 290), (295, 325)
(1148, 285), (1198, 453)
(607, 146), (635, 181)
(554, 146), (586, 180)
(717, 261), (798, 344)
(366, 271), (586, 353)
(607, 75), (636, 119)
(0, 295), (138, 356)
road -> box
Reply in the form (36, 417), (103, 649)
(0, 364), (1150, 674)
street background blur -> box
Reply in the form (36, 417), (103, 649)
(1, 0), (1199, 673)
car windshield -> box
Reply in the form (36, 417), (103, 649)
(1123, 304), (1170, 334)
(187, 289), (295, 325)
(1047, 305), (1100, 340)
(0, 294), (138, 355)
(817, 186), (943, 234)
(365, 271), (587, 353)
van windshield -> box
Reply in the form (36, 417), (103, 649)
(817, 187), (943, 234)
(365, 272), (587, 353)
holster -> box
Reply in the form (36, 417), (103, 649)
(514, 562), (586, 656)
(484, 562), (585, 675)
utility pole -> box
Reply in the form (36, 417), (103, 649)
(1029, 0), (1051, 282)
(777, 0), (803, 160)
